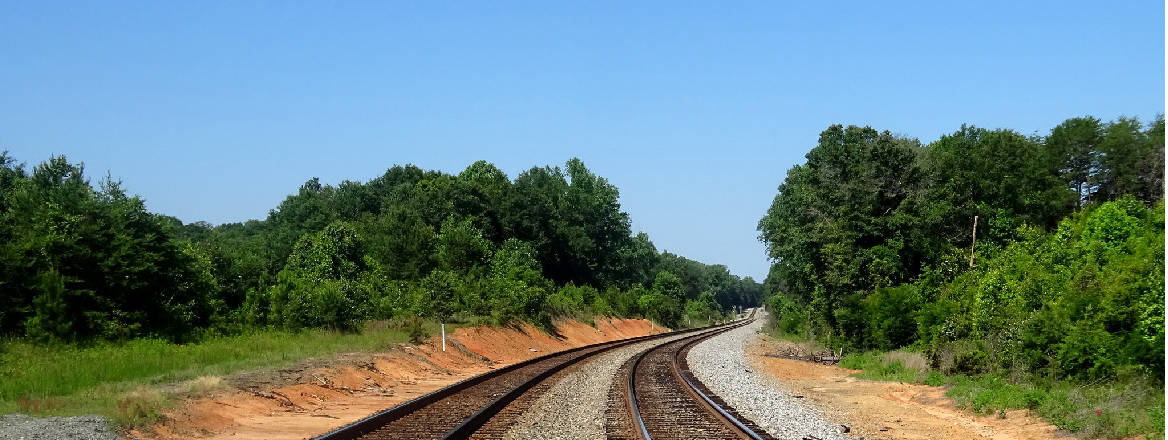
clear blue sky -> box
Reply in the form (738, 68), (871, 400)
(2, 2), (1163, 280)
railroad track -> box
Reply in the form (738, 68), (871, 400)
(313, 319), (743, 440)
(612, 310), (773, 440)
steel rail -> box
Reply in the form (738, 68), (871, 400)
(313, 319), (741, 440)
(440, 324), (711, 439)
(626, 311), (767, 440)
(625, 330), (733, 440)
(672, 325), (767, 440)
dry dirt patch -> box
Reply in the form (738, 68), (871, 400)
(129, 317), (666, 440)
(748, 335), (1074, 440)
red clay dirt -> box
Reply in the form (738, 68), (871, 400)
(748, 335), (1074, 440)
(129, 318), (666, 440)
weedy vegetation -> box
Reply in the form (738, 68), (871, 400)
(760, 116), (1165, 438)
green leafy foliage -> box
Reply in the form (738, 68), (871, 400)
(263, 223), (382, 330)
(636, 289), (681, 328)
(759, 116), (1164, 438)
(917, 198), (1164, 381)
(0, 155), (217, 341)
(758, 117), (1163, 361)
(766, 291), (806, 335)
(0, 154), (760, 344)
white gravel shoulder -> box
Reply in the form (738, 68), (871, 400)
(687, 312), (850, 440)
(503, 332), (694, 440)
(0, 414), (118, 440)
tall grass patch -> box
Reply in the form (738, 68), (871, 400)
(0, 324), (417, 426)
(840, 351), (929, 383)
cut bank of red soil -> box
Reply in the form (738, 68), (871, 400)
(129, 318), (666, 440)
(748, 335), (1074, 440)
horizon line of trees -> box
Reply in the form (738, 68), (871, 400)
(759, 114), (1164, 382)
(0, 155), (761, 343)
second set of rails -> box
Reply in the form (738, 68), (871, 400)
(621, 323), (774, 440)
(314, 309), (768, 440)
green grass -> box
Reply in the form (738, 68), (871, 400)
(946, 374), (1164, 439)
(839, 352), (1165, 439)
(838, 351), (928, 383)
(0, 321), (443, 427)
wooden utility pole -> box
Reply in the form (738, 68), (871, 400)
(969, 215), (978, 268)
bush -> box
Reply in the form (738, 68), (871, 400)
(544, 283), (597, 318)
(767, 293), (806, 335)
(914, 199), (1164, 381)
(486, 239), (550, 324)
(954, 347), (989, 375)
(263, 222), (380, 330)
(267, 275), (368, 330)
(396, 315), (428, 344)
(600, 287), (638, 317)
(420, 270), (459, 321)
(863, 285), (922, 350)
(637, 290), (681, 328)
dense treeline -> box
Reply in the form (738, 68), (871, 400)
(759, 115), (1164, 381)
(0, 155), (761, 342)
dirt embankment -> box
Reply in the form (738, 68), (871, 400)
(748, 335), (1072, 440)
(130, 318), (666, 440)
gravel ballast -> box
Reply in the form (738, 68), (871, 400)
(502, 332), (694, 440)
(0, 414), (118, 440)
(687, 313), (850, 440)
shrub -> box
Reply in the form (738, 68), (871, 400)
(396, 315), (428, 344)
(267, 275), (366, 330)
(918, 199), (1164, 381)
(884, 350), (929, 373)
(600, 287), (638, 317)
(637, 290), (681, 328)
(420, 270), (460, 321)
(863, 285), (923, 350)
(264, 222), (379, 330)
(545, 284), (597, 318)
(487, 239), (550, 323)
(767, 293), (806, 335)
(955, 347), (989, 375)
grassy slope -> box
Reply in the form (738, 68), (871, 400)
(840, 352), (1165, 440)
(0, 323), (449, 427)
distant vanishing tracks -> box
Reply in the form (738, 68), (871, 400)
(314, 310), (767, 440)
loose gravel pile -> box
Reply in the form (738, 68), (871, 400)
(503, 333), (693, 440)
(687, 314), (850, 440)
(0, 414), (118, 440)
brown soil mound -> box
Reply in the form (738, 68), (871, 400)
(748, 335), (1073, 440)
(128, 317), (666, 440)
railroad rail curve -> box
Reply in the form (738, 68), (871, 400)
(313, 317), (746, 440)
(626, 309), (773, 440)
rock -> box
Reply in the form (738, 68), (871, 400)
(0, 414), (118, 440)
(686, 312), (852, 440)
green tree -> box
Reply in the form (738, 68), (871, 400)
(612, 232), (660, 288)
(436, 216), (492, 274)
(919, 125), (1073, 244)
(456, 160), (512, 243)
(1, 155), (216, 340)
(360, 207), (437, 280)
(758, 125), (924, 335)
(265, 222), (379, 330)
(487, 239), (550, 323)
(637, 289), (681, 328)
(651, 270), (686, 302)
(1094, 116), (1164, 204)
(1046, 116), (1103, 208)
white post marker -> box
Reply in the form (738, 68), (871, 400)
(441, 323), (446, 352)
(969, 215), (979, 268)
